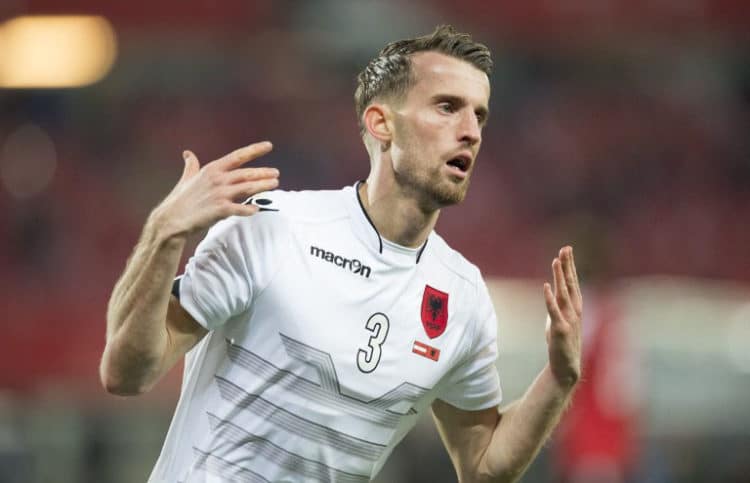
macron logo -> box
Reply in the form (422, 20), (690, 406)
(310, 245), (371, 278)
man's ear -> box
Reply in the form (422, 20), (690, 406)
(363, 103), (393, 145)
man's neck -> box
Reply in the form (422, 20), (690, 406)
(358, 179), (439, 248)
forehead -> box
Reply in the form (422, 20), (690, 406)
(408, 51), (490, 102)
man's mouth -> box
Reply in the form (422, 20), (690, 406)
(446, 153), (472, 173)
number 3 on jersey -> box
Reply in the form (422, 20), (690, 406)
(357, 313), (390, 373)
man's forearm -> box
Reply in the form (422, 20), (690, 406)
(483, 363), (576, 482)
(101, 208), (186, 394)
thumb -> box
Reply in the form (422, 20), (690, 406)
(180, 150), (200, 181)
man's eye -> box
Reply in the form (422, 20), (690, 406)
(438, 103), (455, 113)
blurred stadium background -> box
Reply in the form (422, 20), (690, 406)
(1, 1), (749, 482)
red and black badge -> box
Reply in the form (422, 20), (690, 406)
(412, 340), (440, 361)
(421, 285), (448, 339)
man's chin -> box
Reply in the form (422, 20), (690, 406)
(394, 171), (470, 210)
(431, 180), (470, 207)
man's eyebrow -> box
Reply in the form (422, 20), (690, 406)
(431, 94), (464, 105)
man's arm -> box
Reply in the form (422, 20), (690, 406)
(433, 246), (583, 483)
(100, 142), (279, 395)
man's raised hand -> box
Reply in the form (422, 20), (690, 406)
(543, 246), (584, 390)
(152, 141), (279, 238)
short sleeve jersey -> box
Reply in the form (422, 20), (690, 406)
(148, 183), (502, 483)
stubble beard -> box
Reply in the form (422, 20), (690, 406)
(391, 121), (470, 210)
(393, 157), (470, 210)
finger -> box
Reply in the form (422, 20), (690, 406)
(180, 150), (200, 181)
(226, 203), (260, 218)
(561, 247), (581, 311)
(552, 257), (571, 308)
(544, 282), (565, 327)
(228, 177), (279, 200)
(569, 247), (583, 315)
(216, 141), (273, 170)
(225, 167), (280, 184)
(569, 247), (583, 299)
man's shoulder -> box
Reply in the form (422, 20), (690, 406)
(204, 187), (349, 246)
(425, 232), (483, 288)
(243, 187), (350, 223)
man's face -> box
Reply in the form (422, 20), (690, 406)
(388, 51), (490, 209)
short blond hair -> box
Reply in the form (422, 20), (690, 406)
(354, 25), (492, 136)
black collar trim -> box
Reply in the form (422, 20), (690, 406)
(355, 180), (383, 254)
(416, 239), (429, 264)
(354, 180), (429, 264)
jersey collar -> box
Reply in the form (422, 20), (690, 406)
(346, 181), (429, 265)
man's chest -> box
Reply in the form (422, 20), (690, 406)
(226, 234), (477, 409)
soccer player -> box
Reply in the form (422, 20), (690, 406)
(100, 25), (583, 483)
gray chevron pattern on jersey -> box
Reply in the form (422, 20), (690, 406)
(206, 413), (370, 483)
(366, 382), (430, 411)
(215, 376), (386, 461)
(280, 333), (340, 393)
(192, 448), (270, 483)
(226, 339), (427, 427)
(278, 334), (426, 414)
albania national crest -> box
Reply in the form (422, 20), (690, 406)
(421, 285), (449, 339)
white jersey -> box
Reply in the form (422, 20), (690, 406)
(149, 183), (502, 483)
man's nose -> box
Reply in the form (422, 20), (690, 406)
(458, 110), (481, 146)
